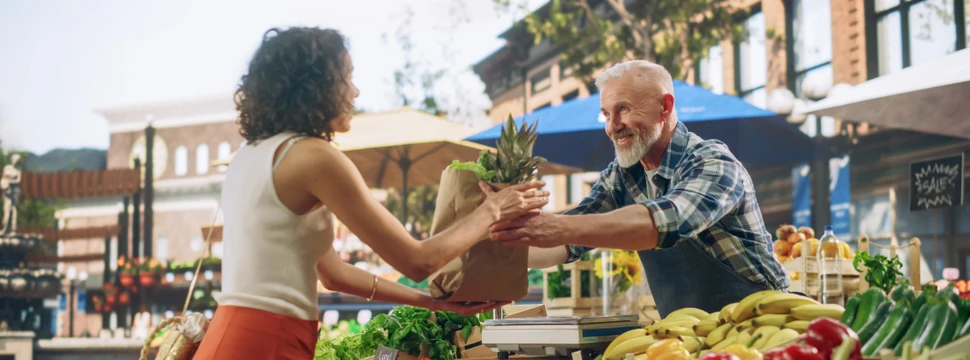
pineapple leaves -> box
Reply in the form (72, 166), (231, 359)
(449, 114), (546, 183)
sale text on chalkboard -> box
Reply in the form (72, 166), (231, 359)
(910, 153), (965, 211)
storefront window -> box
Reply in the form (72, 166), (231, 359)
(877, 13), (904, 75)
(795, 65), (837, 137)
(790, 0), (836, 137)
(909, 0), (957, 66)
(793, 0), (833, 72)
(698, 45), (724, 94)
(871, 0), (966, 76)
(738, 11), (767, 108)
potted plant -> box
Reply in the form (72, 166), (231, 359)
(199, 258), (222, 272)
(118, 256), (136, 288)
(118, 290), (131, 305)
(102, 283), (118, 305)
(138, 258), (164, 287)
(91, 295), (104, 313)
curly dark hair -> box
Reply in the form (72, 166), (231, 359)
(235, 27), (353, 143)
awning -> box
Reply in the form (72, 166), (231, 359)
(798, 48), (970, 139)
(467, 81), (815, 171)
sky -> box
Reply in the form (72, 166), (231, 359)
(0, 0), (545, 154)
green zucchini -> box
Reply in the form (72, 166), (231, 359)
(927, 301), (959, 350)
(858, 301), (893, 344)
(895, 301), (935, 356)
(892, 280), (916, 304)
(914, 283), (939, 313)
(852, 288), (888, 331)
(934, 285), (960, 308)
(840, 294), (862, 326)
(957, 308), (970, 339)
(954, 298), (970, 339)
(862, 303), (913, 356)
(914, 292), (929, 314)
(912, 302), (949, 352)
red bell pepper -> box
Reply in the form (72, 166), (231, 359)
(803, 318), (862, 360)
(763, 344), (825, 360)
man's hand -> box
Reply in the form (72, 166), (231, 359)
(489, 211), (569, 248)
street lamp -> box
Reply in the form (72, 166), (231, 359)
(66, 267), (77, 337)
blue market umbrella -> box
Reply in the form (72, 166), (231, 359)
(467, 81), (815, 171)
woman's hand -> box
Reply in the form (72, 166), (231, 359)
(424, 299), (510, 317)
(478, 180), (550, 223)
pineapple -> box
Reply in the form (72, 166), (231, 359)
(449, 114), (546, 183)
(483, 114), (547, 184)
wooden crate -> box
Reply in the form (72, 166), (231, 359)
(788, 277), (862, 296)
(856, 235), (922, 293)
(783, 256), (861, 276)
(541, 261), (601, 314)
(921, 331), (970, 359)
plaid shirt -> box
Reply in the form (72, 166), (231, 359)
(565, 122), (789, 290)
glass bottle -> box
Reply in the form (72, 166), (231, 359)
(816, 225), (845, 305)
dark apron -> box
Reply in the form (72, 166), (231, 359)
(639, 239), (771, 318)
(634, 172), (771, 318)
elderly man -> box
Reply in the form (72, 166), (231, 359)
(490, 60), (788, 316)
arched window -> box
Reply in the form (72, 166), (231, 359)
(196, 144), (210, 175)
(217, 142), (231, 172)
(174, 146), (188, 176)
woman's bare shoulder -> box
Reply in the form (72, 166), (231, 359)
(284, 137), (358, 179)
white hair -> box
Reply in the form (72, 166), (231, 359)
(594, 60), (674, 94)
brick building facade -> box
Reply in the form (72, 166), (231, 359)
(474, 0), (970, 279)
(55, 95), (241, 337)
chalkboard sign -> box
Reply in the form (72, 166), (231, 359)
(910, 153), (965, 211)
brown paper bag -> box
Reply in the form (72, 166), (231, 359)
(428, 168), (529, 302)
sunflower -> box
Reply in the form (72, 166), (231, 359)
(593, 250), (644, 294)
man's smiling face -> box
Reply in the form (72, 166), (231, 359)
(600, 75), (666, 168)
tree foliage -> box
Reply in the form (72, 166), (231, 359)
(503, 0), (746, 81)
(382, 185), (438, 238)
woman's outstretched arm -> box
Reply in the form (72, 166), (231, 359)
(290, 139), (548, 281)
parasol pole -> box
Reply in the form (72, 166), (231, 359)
(397, 147), (412, 227)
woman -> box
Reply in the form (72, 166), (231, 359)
(194, 27), (549, 360)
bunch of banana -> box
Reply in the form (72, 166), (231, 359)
(603, 308), (711, 359)
(603, 328), (658, 360)
(603, 294), (845, 359)
(645, 307), (711, 338)
(692, 291), (845, 353)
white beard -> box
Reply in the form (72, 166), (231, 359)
(613, 126), (660, 168)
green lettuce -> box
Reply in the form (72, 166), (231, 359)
(447, 158), (495, 181)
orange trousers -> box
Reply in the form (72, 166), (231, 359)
(194, 305), (318, 360)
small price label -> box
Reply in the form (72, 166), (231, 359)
(943, 267), (959, 280)
(375, 346), (400, 360)
(375, 346), (421, 360)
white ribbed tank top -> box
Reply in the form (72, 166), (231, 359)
(216, 132), (333, 320)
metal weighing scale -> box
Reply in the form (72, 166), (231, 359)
(481, 315), (641, 359)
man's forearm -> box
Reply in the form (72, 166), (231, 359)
(528, 246), (569, 269)
(562, 205), (659, 251)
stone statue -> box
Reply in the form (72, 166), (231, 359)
(1, 153), (22, 235)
